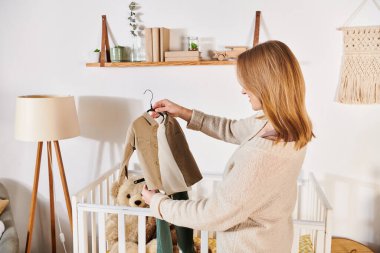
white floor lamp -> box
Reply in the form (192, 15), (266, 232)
(14, 95), (80, 253)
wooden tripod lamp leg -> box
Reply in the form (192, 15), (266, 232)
(47, 141), (57, 253)
(53, 141), (73, 230)
(25, 142), (43, 253)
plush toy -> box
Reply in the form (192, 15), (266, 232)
(194, 237), (217, 253)
(106, 174), (156, 253)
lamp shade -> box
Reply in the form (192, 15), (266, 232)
(15, 95), (80, 142)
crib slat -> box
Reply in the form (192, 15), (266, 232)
(310, 179), (314, 220)
(200, 231), (208, 253)
(324, 209), (333, 253)
(78, 209), (88, 253)
(291, 226), (300, 253)
(312, 181), (316, 220)
(112, 173), (117, 205)
(98, 212), (106, 253)
(118, 213), (126, 253)
(91, 212), (97, 253)
(99, 183), (104, 205)
(106, 178), (110, 205)
(308, 179), (312, 220)
(90, 190), (94, 204)
(138, 215), (146, 253)
(315, 230), (320, 253)
(91, 191), (97, 253)
(296, 183), (302, 220)
(216, 232), (221, 253)
(72, 197), (79, 253)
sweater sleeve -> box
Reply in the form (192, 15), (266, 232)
(186, 109), (262, 145)
(150, 150), (290, 232)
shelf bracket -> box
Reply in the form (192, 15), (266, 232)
(100, 15), (110, 67)
(253, 11), (261, 47)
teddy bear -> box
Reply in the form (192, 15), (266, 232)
(106, 174), (157, 253)
(194, 237), (217, 253)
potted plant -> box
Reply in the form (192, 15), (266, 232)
(88, 48), (100, 63)
(187, 37), (199, 51)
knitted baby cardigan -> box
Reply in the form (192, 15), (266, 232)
(150, 110), (307, 253)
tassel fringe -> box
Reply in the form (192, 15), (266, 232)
(336, 26), (380, 104)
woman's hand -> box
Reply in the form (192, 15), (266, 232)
(152, 99), (192, 122)
(141, 185), (158, 205)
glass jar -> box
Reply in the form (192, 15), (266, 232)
(130, 35), (145, 62)
(187, 36), (199, 51)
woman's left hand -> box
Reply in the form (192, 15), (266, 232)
(141, 185), (158, 205)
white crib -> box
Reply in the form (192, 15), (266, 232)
(72, 167), (332, 253)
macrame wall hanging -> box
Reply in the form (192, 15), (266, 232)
(336, 0), (380, 104)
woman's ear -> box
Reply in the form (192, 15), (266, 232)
(111, 182), (119, 198)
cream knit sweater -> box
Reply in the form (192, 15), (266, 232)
(150, 110), (307, 253)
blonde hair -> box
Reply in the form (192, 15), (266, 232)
(237, 40), (314, 149)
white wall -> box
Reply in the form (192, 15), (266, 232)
(1, 0), (380, 252)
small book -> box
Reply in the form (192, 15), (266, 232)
(160, 28), (170, 62)
(165, 51), (200, 58)
(144, 28), (153, 62)
(165, 56), (200, 62)
(152, 27), (160, 62)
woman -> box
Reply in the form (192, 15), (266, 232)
(142, 40), (313, 253)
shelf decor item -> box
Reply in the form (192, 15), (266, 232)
(213, 46), (248, 61)
(145, 27), (170, 62)
(110, 46), (127, 62)
(187, 36), (199, 51)
(88, 49), (100, 63)
(14, 95), (80, 253)
(165, 51), (200, 62)
(128, 1), (144, 62)
(128, 1), (138, 37)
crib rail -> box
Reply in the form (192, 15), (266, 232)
(72, 167), (332, 253)
(292, 173), (332, 253)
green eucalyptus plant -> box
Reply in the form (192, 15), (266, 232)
(128, 2), (138, 37)
(127, 1), (144, 61)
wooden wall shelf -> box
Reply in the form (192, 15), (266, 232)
(86, 60), (236, 68)
(92, 10), (261, 68)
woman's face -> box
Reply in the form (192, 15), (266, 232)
(241, 86), (262, 111)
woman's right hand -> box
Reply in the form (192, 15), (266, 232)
(152, 99), (192, 122)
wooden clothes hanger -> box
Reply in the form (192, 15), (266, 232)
(338, 0), (380, 30)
